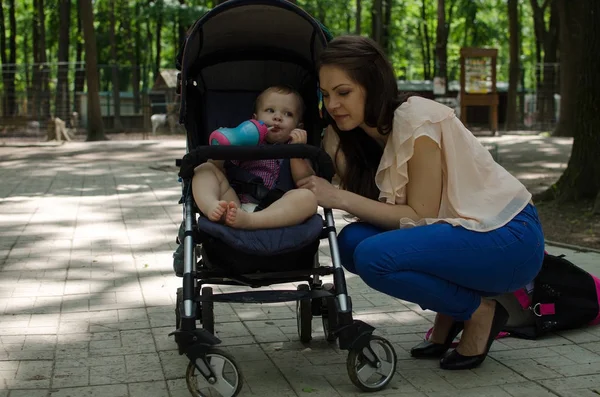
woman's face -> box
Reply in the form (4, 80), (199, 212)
(319, 65), (366, 131)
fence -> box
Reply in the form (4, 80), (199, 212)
(0, 62), (180, 136)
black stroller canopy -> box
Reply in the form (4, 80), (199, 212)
(179, 0), (329, 74)
(177, 0), (331, 149)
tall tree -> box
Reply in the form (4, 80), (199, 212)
(529, 0), (559, 131)
(371, 0), (383, 46)
(536, 0), (600, 209)
(153, 0), (164, 83)
(55, 0), (71, 122)
(0, 0), (8, 116)
(419, 0), (432, 80)
(35, 0), (50, 120)
(125, 1), (141, 114)
(74, 0), (86, 116)
(356, 0), (362, 34)
(109, 0), (123, 131)
(80, 0), (106, 140)
(506, 0), (520, 130)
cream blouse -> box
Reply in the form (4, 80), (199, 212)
(375, 96), (532, 232)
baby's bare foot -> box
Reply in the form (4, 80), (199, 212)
(207, 200), (228, 222)
(225, 202), (253, 229)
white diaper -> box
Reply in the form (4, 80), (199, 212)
(240, 203), (258, 213)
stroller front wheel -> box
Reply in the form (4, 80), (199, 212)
(186, 348), (243, 397)
(347, 335), (397, 392)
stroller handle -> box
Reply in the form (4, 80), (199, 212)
(178, 144), (335, 182)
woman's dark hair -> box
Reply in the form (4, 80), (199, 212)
(318, 35), (409, 200)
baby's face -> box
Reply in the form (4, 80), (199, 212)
(254, 92), (302, 144)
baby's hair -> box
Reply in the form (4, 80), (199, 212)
(254, 85), (306, 118)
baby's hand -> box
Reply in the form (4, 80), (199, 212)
(289, 128), (307, 144)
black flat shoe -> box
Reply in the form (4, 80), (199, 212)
(410, 321), (464, 358)
(440, 301), (509, 370)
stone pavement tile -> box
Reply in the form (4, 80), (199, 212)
(540, 374), (600, 392)
(426, 386), (514, 396)
(454, 360), (528, 387)
(555, 389), (600, 397)
(552, 361), (600, 377)
(49, 384), (129, 397)
(489, 347), (562, 361)
(158, 350), (189, 380)
(501, 358), (563, 380)
(124, 353), (164, 383)
(128, 380), (168, 397)
(500, 381), (560, 396)
(7, 390), (49, 397)
(497, 334), (572, 350)
(51, 366), (89, 388)
(549, 345), (600, 364)
(239, 364), (295, 396)
(285, 374), (342, 396)
(400, 369), (457, 393)
(557, 329), (600, 344)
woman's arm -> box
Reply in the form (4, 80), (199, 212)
(334, 136), (443, 230)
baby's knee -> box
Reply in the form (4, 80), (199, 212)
(194, 161), (219, 174)
(287, 189), (318, 211)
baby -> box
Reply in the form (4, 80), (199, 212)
(192, 85), (317, 230)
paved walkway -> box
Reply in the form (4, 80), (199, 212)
(2, 135), (600, 397)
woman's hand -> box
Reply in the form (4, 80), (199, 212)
(296, 175), (340, 208)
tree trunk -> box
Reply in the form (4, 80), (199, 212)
(36, 0), (50, 120)
(0, 0), (7, 117)
(371, 0), (383, 46)
(109, 0), (123, 131)
(178, 0), (186, 50)
(382, 0), (392, 54)
(80, 0), (106, 141)
(541, 0), (559, 131)
(353, 0), (361, 34)
(530, 0), (559, 131)
(74, 0), (85, 116)
(126, 1), (141, 114)
(506, 0), (520, 130)
(55, 0), (70, 123)
(154, 0), (163, 83)
(434, 0), (447, 89)
(420, 0), (432, 80)
(535, 0), (600, 205)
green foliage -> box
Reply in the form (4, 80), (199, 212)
(0, 0), (543, 93)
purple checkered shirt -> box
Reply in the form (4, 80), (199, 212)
(229, 158), (281, 203)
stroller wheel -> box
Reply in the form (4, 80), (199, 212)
(296, 284), (312, 343)
(175, 287), (183, 329)
(347, 335), (397, 392)
(186, 348), (243, 397)
(202, 287), (215, 334)
(321, 283), (338, 343)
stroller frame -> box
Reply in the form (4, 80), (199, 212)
(170, 1), (397, 395)
(173, 146), (397, 396)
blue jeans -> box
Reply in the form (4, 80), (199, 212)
(338, 204), (545, 320)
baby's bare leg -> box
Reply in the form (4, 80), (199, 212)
(225, 189), (317, 229)
(192, 162), (240, 222)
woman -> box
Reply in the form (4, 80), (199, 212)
(297, 35), (544, 370)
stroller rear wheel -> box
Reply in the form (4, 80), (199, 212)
(347, 335), (397, 392)
(186, 348), (243, 397)
(296, 284), (312, 343)
(202, 287), (215, 334)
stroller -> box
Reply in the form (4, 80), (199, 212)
(171, 1), (397, 395)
